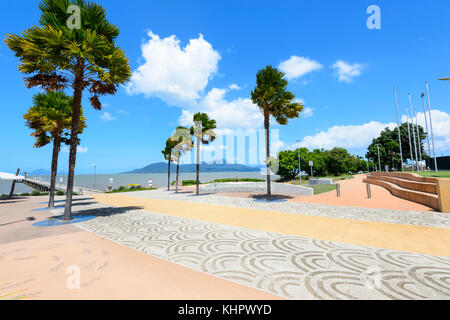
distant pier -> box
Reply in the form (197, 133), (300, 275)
(22, 177), (103, 195)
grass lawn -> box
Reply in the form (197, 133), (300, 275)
(416, 171), (450, 178)
(288, 179), (337, 195)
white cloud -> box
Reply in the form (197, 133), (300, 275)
(401, 109), (450, 152)
(294, 109), (450, 154)
(301, 107), (314, 119)
(298, 121), (397, 150)
(127, 31), (221, 105)
(228, 83), (241, 90)
(278, 56), (323, 80)
(179, 88), (262, 130)
(101, 112), (116, 122)
(331, 60), (366, 83)
(62, 146), (88, 153)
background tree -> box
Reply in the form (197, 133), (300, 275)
(162, 138), (177, 191)
(5, 0), (131, 219)
(190, 112), (216, 196)
(24, 91), (86, 208)
(366, 123), (427, 171)
(251, 65), (303, 200)
(170, 126), (193, 193)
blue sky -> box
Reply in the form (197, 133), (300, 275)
(1, 0), (450, 174)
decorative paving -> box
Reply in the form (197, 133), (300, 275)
(52, 199), (450, 300)
(126, 190), (450, 229)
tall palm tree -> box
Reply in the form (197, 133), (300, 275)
(5, 0), (131, 220)
(251, 65), (303, 200)
(190, 113), (216, 195)
(171, 126), (193, 193)
(162, 138), (177, 191)
(24, 91), (86, 208)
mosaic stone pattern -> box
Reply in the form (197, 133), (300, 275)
(54, 199), (450, 300)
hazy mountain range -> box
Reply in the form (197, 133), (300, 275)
(123, 161), (262, 174)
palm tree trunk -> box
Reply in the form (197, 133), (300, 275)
(167, 159), (171, 191)
(48, 134), (61, 208)
(196, 136), (200, 196)
(264, 114), (271, 201)
(176, 156), (180, 194)
(63, 61), (84, 220)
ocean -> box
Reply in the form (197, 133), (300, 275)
(0, 171), (278, 195)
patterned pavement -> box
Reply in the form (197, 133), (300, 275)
(128, 190), (450, 229)
(51, 197), (450, 300)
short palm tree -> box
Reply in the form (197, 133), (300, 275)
(5, 0), (131, 220)
(251, 65), (303, 200)
(171, 126), (193, 193)
(190, 113), (217, 195)
(24, 91), (86, 208)
(162, 138), (177, 191)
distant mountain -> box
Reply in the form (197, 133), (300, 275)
(29, 169), (51, 175)
(122, 161), (262, 174)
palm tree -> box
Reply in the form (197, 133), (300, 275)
(162, 138), (177, 191)
(251, 65), (303, 200)
(24, 91), (86, 208)
(190, 113), (217, 195)
(171, 126), (193, 193)
(5, 0), (131, 220)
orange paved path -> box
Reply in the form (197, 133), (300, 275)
(220, 174), (433, 212)
(0, 196), (280, 300)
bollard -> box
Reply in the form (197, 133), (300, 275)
(366, 183), (372, 199)
(336, 183), (341, 197)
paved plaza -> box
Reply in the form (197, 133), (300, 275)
(1, 178), (450, 300)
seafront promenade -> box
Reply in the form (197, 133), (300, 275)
(1, 176), (449, 300)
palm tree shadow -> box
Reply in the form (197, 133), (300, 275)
(48, 205), (145, 219)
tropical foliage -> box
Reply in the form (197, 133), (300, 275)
(251, 65), (303, 200)
(5, 0), (131, 219)
(190, 112), (217, 195)
(23, 91), (86, 208)
(366, 123), (427, 170)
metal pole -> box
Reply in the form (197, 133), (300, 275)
(425, 81), (438, 172)
(408, 94), (419, 172)
(296, 140), (301, 184)
(8, 168), (20, 199)
(93, 164), (97, 190)
(414, 108), (423, 171)
(366, 183), (372, 199)
(421, 93), (432, 160)
(394, 86), (404, 171)
(405, 107), (413, 170)
(376, 144), (382, 172)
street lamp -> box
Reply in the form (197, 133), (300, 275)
(92, 164), (97, 190)
(296, 140), (302, 184)
(376, 144), (382, 172)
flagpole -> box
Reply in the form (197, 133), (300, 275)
(425, 81), (438, 172)
(414, 108), (423, 171)
(421, 93), (432, 160)
(408, 94), (419, 172)
(405, 106), (413, 171)
(394, 86), (404, 171)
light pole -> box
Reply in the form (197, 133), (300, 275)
(425, 81), (438, 172)
(420, 93), (432, 160)
(414, 108), (423, 171)
(92, 164), (97, 190)
(376, 144), (382, 172)
(296, 140), (302, 184)
(394, 86), (404, 171)
(405, 107), (413, 171)
(408, 94), (419, 172)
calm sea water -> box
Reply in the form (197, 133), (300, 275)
(0, 171), (278, 194)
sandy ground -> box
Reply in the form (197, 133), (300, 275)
(217, 174), (434, 212)
(0, 196), (280, 300)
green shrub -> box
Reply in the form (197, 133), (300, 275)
(20, 192), (31, 196)
(56, 190), (65, 195)
(182, 180), (198, 186)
